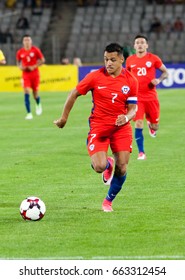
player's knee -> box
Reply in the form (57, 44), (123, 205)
(92, 162), (107, 173)
(115, 164), (127, 177)
(135, 119), (143, 128)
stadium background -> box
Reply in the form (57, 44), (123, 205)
(1, 0), (185, 266)
(0, 0), (184, 91)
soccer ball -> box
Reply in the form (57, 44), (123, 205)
(20, 196), (46, 221)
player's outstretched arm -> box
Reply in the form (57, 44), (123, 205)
(54, 88), (81, 128)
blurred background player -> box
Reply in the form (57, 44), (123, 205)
(61, 57), (70, 65)
(73, 57), (83, 66)
(16, 34), (45, 120)
(122, 42), (135, 61)
(126, 34), (168, 160)
(0, 49), (6, 64)
(54, 43), (138, 212)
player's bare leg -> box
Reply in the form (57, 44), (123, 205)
(91, 151), (114, 211)
(102, 156), (114, 185)
(91, 151), (107, 173)
(91, 151), (114, 185)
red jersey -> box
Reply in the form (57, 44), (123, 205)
(76, 67), (138, 126)
(16, 46), (44, 75)
(126, 53), (163, 101)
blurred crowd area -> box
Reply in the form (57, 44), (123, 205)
(4, 0), (54, 8)
(76, 0), (185, 5)
(146, 0), (185, 3)
(0, 0), (184, 64)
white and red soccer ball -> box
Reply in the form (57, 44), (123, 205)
(20, 196), (46, 221)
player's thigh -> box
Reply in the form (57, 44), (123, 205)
(145, 100), (160, 124)
(114, 150), (131, 165)
(114, 151), (130, 176)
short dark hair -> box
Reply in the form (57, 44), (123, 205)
(134, 34), (148, 42)
(104, 43), (123, 55)
(22, 34), (31, 39)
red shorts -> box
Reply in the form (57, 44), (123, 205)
(22, 71), (40, 91)
(87, 123), (133, 156)
(134, 100), (160, 124)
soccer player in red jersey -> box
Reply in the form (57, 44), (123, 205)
(54, 43), (138, 212)
(126, 35), (168, 160)
(16, 34), (45, 120)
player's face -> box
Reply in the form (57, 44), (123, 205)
(134, 38), (148, 54)
(23, 36), (32, 49)
(104, 51), (124, 76)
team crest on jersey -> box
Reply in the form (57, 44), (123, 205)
(89, 144), (95, 151)
(121, 86), (130, 94)
(146, 61), (152, 67)
(30, 52), (35, 57)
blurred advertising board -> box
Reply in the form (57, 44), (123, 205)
(0, 65), (78, 92)
(79, 64), (185, 89)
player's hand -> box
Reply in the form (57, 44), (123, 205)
(27, 65), (36, 71)
(20, 65), (27, 71)
(115, 115), (128, 126)
(150, 78), (160, 86)
(53, 118), (67, 128)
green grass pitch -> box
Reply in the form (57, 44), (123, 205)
(0, 88), (185, 260)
